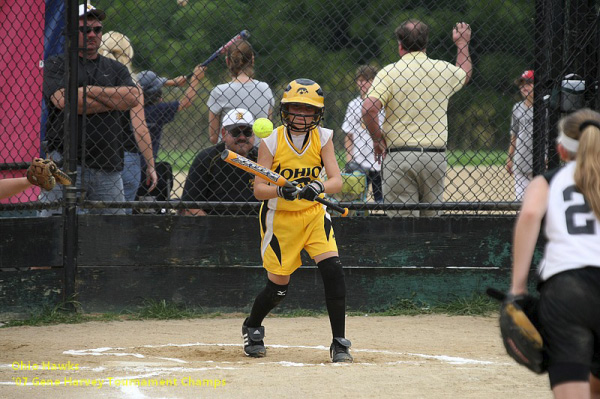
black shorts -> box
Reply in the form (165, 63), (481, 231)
(539, 267), (600, 387)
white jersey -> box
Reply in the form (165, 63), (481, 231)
(538, 162), (600, 281)
(341, 96), (384, 172)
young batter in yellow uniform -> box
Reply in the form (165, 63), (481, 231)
(242, 79), (353, 363)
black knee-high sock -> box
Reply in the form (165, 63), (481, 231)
(246, 280), (288, 328)
(318, 257), (346, 338)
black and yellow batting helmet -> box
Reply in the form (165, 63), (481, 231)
(280, 79), (324, 132)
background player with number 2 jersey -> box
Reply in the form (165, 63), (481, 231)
(240, 79), (353, 364)
(509, 108), (600, 399)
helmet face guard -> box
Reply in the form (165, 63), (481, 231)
(280, 79), (324, 132)
(280, 103), (324, 132)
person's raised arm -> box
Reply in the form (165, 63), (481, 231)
(178, 65), (206, 111)
(164, 75), (188, 87)
(453, 22), (472, 85)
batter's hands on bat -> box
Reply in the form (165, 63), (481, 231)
(297, 180), (325, 202)
(277, 182), (298, 201)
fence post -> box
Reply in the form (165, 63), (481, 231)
(62, 0), (80, 307)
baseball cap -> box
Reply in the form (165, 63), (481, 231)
(79, 3), (106, 21)
(222, 108), (255, 129)
(136, 70), (168, 93)
(516, 70), (534, 85)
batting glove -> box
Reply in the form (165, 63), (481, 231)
(297, 180), (325, 201)
(277, 184), (298, 201)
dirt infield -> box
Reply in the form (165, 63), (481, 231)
(0, 315), (550, 398)
(446, 165), (514, 202)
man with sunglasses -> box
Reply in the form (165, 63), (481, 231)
(180, 108), (259, 216)
(40, 3), (141, 215)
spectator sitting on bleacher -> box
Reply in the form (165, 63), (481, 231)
(180, 108), (258, 216)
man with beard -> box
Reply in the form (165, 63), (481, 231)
(180, 108), (259, 215)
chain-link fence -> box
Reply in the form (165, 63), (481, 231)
(1, 0), (598, 217)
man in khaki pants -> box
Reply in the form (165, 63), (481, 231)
(362, 19), (472, 216)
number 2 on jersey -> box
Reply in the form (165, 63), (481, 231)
(563, 185), (596, 235)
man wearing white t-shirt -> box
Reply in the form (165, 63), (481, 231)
(342, 65), (384, 202)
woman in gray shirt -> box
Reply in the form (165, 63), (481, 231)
(207, 39), (274, 144)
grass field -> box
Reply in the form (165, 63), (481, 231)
(158, 149), (507, 173)
(1, 293), (498, 328)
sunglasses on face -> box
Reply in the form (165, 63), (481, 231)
(79, 26), (103, 34)
(227, 127), (253, 138)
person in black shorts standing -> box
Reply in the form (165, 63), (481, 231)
(509, 108), (600, 398)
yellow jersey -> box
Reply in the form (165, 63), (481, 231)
(262, 125), (332, 212)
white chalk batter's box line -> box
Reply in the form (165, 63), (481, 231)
(61, 342), (502, 365)
(0, 341), (512, 387)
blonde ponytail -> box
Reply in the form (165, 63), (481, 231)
(574, 125), (600, 220)
(560, 108), (600, 219)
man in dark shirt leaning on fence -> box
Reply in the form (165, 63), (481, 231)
(180, 108), (258, 216)
(40, 3), (141, 215)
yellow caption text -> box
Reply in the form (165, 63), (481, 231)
(12, 377), (226, 389)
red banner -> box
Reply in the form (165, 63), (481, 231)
(0, 0), (45, 202)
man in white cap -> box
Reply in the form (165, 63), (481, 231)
(180, 108), (258, 216)
(41, 2), (146, 215)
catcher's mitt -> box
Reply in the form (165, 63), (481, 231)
(26, 158), (72, 191)
(486, 288), (547, 374)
